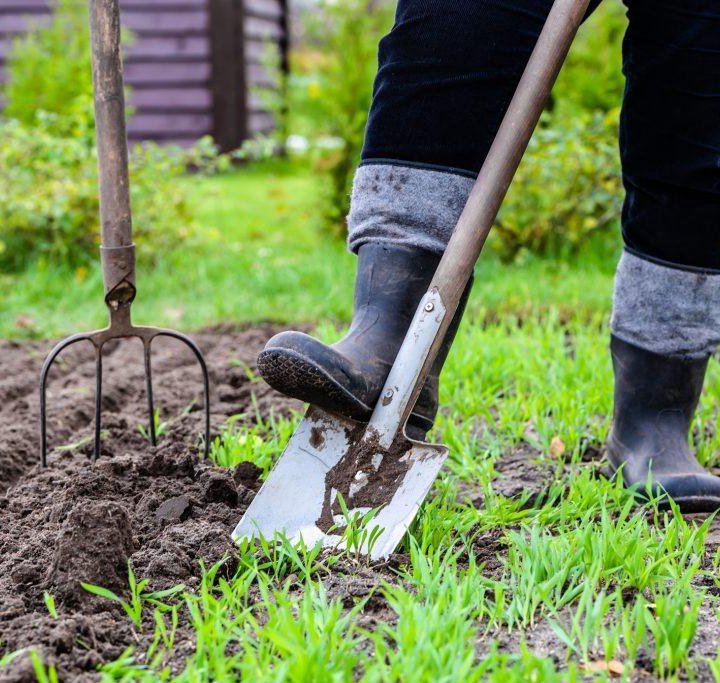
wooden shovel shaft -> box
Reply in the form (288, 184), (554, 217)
(89, 0), (132, 249)
(431, 0), (591, 304)
(370, 0), (592, 442)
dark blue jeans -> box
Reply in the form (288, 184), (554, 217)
(362, 0), (720, 271)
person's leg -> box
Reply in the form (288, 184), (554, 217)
(349, 0), (603, 254)
(608, 0), (720, 509)
(259, 0), (602, 436)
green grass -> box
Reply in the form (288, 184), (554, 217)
(75, 307), (720, 681)
(1, 158), (617, 339)
(4, 158), (720, 680)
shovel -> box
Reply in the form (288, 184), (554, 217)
(233, 0), (591, 559)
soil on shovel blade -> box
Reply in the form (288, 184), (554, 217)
(0, 325), (301, 682)
(316, 428), (413, 532)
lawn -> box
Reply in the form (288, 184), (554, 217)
(1, 159), (615, 340)
(3, 159), (720, 681)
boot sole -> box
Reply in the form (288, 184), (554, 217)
(257, 347), (374, 422)
(257, 347), (432, 436)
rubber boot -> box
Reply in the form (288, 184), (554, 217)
(257, 243), (471, 439)
(607, 335), (720, 511)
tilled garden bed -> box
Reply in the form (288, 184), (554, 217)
(2, 327), (720, 681)
(0, 326), (299, 680)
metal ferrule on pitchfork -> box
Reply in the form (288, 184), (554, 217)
(39, 0), (210, 466)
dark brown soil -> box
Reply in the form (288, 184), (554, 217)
(316, 427), (412, 532)
(0, 325), (301, 682)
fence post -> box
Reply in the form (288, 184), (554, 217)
(209, 0), (248, 152)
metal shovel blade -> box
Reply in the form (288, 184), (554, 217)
(232, 406), (447, 560)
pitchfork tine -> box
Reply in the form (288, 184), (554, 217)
(143, 340), (157, 447)
(154, 331), (211, 459)
(93, 345), (103, 462)
(40, 334), (93, 467)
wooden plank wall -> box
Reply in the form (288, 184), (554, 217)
(0, 0), (287, 149)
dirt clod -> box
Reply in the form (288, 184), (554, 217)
(49, 500), (136, 607)
(156, 494), (192, 525)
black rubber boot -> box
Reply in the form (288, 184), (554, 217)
(257, 243), (471, 438)
(607, 335), (720, 511)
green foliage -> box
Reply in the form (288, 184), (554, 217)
(331, 493), (385, 562)
(29, 651), (59, 683)
(138, 407), (169, 442)
(2, 0), (93, 137)
(646, 580), (702, 679)
(236, 533), (336, 583)
(493, 109), (622, 263)
(287, 0), (394, 235)
(0, 114), (207, 271)
(209, 411), (298, 476)
(43, 591), (58, 619)
(82, 563), (185, 628)
(553, 1), (627, 115)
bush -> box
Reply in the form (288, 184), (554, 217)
(492, 109), (623, 263)
(552, 1), (627, 115)
(0, 115), (220, 271)
(2, 0), (94, 138)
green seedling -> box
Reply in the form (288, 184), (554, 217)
(0, 649), (23, 669)
(210, 411), (297, 474)
(57, 430), (109, 452)
(82, 563), (185, 628)
(707, 651), (720, 682)
(144, 605), (180, 670)
(43, 591), (58, 619)
(138, 407), (168, 442)
(331, 492), (385, 562)
(646, 580), (702, 679)
(548, 582), (612, 663)
(375, 549), (501, 681)
(29, 651), (59, 683)
(238, 580), (369, 680)
(241, 531), (335, 582)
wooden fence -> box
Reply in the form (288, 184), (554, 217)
(0, 0), (288, 150)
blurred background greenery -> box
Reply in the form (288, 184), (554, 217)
(0, 0), (628, 338)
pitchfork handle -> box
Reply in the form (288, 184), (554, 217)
(89, 0), (136, 306)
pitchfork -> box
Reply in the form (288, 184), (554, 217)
(39, 0), (210, 466)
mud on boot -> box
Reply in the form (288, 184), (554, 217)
(257, 243), (470, 439)
(607, 335), (720, 511)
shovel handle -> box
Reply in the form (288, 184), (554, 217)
(89, 0), (136, 305)
(368, 0), (592, 447)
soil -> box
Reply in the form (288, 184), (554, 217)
(316, 427), (412, 532)
(1, 325), (719, 681)
(0, 325), (300, 681)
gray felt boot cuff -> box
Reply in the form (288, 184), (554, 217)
(611, 250), (720, 359)
(346, 163), (474, 255)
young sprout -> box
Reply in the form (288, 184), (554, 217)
(81, 563), (185, 629)
(138, 407), (168, 442)
(42, 591), (58, 619)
